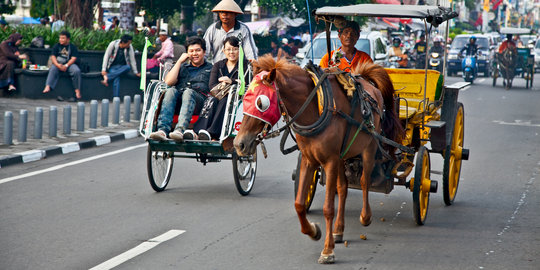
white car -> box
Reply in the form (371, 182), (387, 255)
(297, 31), (389, 67)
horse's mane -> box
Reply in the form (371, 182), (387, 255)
(352, 61), (404, 144)
(252, 54), (305, 85)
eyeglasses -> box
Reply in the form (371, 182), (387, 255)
(224, 47), (239, 52)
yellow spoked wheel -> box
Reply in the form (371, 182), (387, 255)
(293, 153), (319, 212)
(412, 146), (431, 225)
(443, 103), (465, 205)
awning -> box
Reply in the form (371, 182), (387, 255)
(22, 17), (41, 25)
(271, 17), (306, 29)
(244, 20), (272, 35)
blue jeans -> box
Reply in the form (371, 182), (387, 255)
(107, 65), (131, 97)
(157, 86), (205, 134)
(46, 64), (81, 90)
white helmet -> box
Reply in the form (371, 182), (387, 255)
(433, 36), (443, 43)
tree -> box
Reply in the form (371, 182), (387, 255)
(30, 0), (55, 19)
(65, 0), (99, 29)
(0, 1), (16, 15)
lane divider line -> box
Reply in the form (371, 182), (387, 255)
(89, 229), (186, 270)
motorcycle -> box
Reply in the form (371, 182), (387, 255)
(387, 56), (402, 69)
(415, 53), (427, 69)
(428, 52), (443, 72)
(461, 53), (477, 83)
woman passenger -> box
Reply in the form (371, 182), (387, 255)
(0, 33), (26, 91)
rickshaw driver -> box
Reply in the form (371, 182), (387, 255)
(319, 20), (373, 71)
(149, 37), (213, 142)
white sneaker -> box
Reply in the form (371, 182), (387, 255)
(149, 130), (167, 141)
(198, 129), (211, 141)
(169, 129), (184, 142)
(182, 130), (198, 140)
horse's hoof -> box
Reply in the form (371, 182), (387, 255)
(360, 216), (372, 226)
(318, 252), (335, 264)
(333, 233), (343, 243)
(310, 222), (321, 241)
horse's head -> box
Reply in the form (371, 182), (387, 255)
(234, 69), (281, 156)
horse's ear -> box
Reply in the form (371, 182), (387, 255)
(264, 68), (277, 84)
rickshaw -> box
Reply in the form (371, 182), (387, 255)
(492, 27), (535, 89)
(139, 61), (257, 196)
(290, 4), (470, 225)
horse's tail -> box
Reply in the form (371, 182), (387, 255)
(353, 62), (404, 147)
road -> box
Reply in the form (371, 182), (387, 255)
(1, 74), (539, 270)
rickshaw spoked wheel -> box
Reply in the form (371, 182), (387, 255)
(443, 103), (464, 205)
(293, 152), (319, 212)
(412, 146), (431, 225)
(232, 151), (257, 196)
(147, 145), (174, 192)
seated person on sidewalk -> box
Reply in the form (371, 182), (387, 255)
(149, 37), (213, 142)
(184, 36), (248, 141)
(147, 29), (174, 73)
(42, 31), (82, 101)
(101, 34), (140, 97)
(0, 33), (27, 91)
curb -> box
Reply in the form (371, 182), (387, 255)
(0, 129), (140, 168)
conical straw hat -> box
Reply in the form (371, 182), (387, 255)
(212, 0), (243, 14)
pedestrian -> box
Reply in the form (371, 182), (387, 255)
(149, 36), (213, 142)
(50, 14), (65, 32)
(203, 0), (258, 63)
(42, 31), (82, 102)
(0, 33), (27, 91)
(100, 34), (140, 98)
(147, 29), (174, 72)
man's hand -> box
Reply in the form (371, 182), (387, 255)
(179, 53), (189, 63)
(136, 73), (141, 77)
(58, 64), (68, 72)
(101, 71), (107, 77)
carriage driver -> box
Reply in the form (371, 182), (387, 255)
(319, 20), (373, 71)
(149, 37), (213, 142)
(498, 34), (517, 54)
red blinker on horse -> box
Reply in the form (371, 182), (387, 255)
(234, 54), (403, 264)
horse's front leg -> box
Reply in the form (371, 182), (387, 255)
(294, 155), (321, 241)
(318, 159), (339, 264)
(333, 161), (347, 243)
(360, 148), (376, 226)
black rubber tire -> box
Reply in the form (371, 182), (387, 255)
(413, 146), (430, 226)
(293, 152), (319, 212)
(147, 145), (174, 192)
(443, 103), (465, 205)
(232, 152), (257, 196)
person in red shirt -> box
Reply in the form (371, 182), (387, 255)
(319, 20), (372, 71)
(498, 34), (517, 54)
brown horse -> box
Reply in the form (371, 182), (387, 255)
(234, 55), (402, 263)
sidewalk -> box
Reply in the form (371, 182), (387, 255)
(0, 97), (144, 168)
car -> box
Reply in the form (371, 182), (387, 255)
(447, 34), (493, 77)
(297, 30), (389, 68)
(519, 34), (537, 48)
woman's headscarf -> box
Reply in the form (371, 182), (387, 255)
(5, 33), (23, 46)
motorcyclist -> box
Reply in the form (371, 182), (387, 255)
(413, 34), (427, 68)
(459, 36), (478, 57)
(389, 37), (408, 68)
(429, 36), (445, 54)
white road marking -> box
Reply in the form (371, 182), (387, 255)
(493, 120), (540, 127)
(0, 143), (146, 185)
(89, 229), (185, 270)
(477, 78), (485, 83)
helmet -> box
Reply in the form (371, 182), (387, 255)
(469, 36), (477, 43)
(392, 37), (401, 46)
(433, 36), (443, 43)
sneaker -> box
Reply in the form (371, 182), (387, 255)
(67, 97), (76, 102)
(169, 129), (184, 142)
(182, 130), (198, 140)
(56, 96), (64, 101)
(198, 129), (211, 141)
(149, 130), (167, 141)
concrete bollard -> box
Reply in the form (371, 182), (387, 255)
(134, 94), (141, 121)
(18, 109), (28, 142)
(63, 105), (71, 135)
(77, 102), (85, 132)
(101, 99), (109, 127)
(34, 107), (43, 139)
(90, 100), (98, 129)
(49, 106), (57, 137)
(124, 95), (131, 123)
(112, 97), (120, 124)
(3, 111), (13, 145)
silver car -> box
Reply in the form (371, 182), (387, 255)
(297, 31), (389, 67)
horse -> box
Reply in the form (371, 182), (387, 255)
(498, 48), (517, 89)
(233, 54), (403, 264)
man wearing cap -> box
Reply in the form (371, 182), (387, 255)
(320, 20), (372, 71)
(101, 34), (140, 97)
(147, 29), (175, 72)
(203, 0), (258, 63)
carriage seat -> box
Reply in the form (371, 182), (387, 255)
(384, 68), (443, 120)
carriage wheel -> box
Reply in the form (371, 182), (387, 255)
(232, 152), (257, 196)
(293, 152), (319, 212)
(412, 146), (431, 225)
(443, 103), (465, 205)
(147, 145), (174, 192)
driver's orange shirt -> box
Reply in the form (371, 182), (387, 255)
(319, 48), (373, 71)
(498, 40), (517, 54)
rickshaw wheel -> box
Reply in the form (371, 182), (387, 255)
(147, 145), (174, 192)
(293, 152), (319, 212)
(412, 146), (430, 225)
(232, 151), (257, 196)
(443, 103), (464, 205)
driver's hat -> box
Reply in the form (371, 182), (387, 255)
(212, 0), (243, 14)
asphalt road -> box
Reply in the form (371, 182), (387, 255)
(1, 74), (539, 270)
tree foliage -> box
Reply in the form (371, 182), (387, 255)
(0, 2), (17, 15)
(137, 0), (183, 21)
(30, 0), (55, 19)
